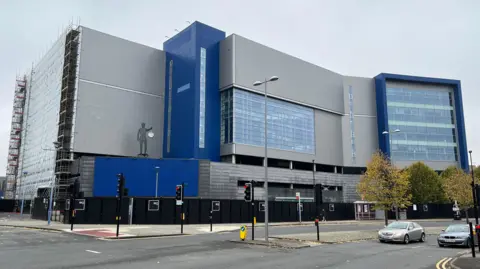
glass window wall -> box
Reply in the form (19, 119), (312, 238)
(221, 89), (315, 154)
(386, 87), (458, 162)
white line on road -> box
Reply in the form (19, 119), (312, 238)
(85, 250), (101, 254)
(411, 246), (424, 249)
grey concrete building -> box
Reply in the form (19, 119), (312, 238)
(6, 21), (468, 203)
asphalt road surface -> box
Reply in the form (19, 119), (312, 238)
(0, 226), (468, 269)
(254, 219), (463, 237)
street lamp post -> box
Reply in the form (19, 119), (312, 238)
(154, 166), (160, 198)
(468, 150), (479, 225)
(382, 129), (400, 221)
(47, 141), (61, 225)
(253, 76), (279, 242)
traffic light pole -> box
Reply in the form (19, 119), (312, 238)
(181, 182), (184, 234)
(70, 197), (75, 231)
(252, 182), (255, 241)
(116, 195), (121, 238)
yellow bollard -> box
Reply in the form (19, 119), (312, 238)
(239, 225), (248, 241)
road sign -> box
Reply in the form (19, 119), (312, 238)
(212, 201), (220, 212)
(259, 202), (266, 212)
(176, 200), (183, 206)
(296, 192), (300, 200)
(297, 203), (303, 212)
(74, 199), (85, 211)
(148, 200), (160, 211)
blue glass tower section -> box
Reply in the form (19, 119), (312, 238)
(375, 73), (468, 171)
(163, 22), (225, 161)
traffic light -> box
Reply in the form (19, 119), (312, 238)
(244, 183), (252, 202)
(116, 173), (125, 198)
(175, 185), (183, 201)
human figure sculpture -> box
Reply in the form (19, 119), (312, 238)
(137, 122), (152, 156)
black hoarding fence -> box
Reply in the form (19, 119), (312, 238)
(30, 197), (472, 225)
(0, 200), (16, 212)
(54, 197), (359, 225)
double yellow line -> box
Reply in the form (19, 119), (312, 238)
(436, 257), (452, 269)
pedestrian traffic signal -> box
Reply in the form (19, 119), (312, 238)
(116, 173), (125, 198)
(244, 183), (252, 202)
(175, 185), (183, 201)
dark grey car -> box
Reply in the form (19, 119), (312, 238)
(437, 224), (478, 248)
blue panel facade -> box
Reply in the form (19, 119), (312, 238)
(374, 75), (390, 157)
(374, 73), (469, 171)
(163, 22), (225, 161)
(93, 158), (199, 197)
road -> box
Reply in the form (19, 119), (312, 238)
(252, 219), (462, 238)
(0, 225), (467, 269)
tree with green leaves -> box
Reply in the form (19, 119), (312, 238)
(357, 151), (412, 225)
(406, 162), (446, 204)
(441, 166), (473, 221)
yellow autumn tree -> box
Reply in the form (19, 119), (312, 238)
(442, 166), (473, 214)
(357, 151), (412, 225)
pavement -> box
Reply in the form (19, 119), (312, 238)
(450, 250), (480, 269)
(0, 226), (468, 269)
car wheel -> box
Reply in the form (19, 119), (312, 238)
(404, 234), (410, 244)
(420, 233), (426, 242)
(379, 239), (385, 243)
(438, 243), (444, 247)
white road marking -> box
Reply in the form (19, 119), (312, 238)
(85, 250), (101, 254)
(411, 246), (423, 249)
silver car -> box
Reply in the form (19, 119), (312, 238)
(378, 221), (426, 244)
(437, 224), (478, 248)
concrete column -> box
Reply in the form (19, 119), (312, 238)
(264, 158), (267, 167)
(334, 166), (337, 173)
(232, 155), (236, 164)
(289, 161), (293, 170)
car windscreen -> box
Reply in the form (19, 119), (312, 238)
(445, 225), (469, 233)
(386, 222), (408, 229)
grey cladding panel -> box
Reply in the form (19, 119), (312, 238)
(233, 35), (344, 114)
(209, 162), (360, 202)
(79, 27), (165, 96)
(73, 81), (164, 158)
(350, 117), (378, 167)
(219, 35), (234, 89)
(343, 76), (376, 116)
(315, 110), (343, 166)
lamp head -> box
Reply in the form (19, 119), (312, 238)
(268, 76), (279, 82)
(253, 81), (263, 86)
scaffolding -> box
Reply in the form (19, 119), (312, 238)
(54, 29), (80, 203)
(5, 77), (27, 199)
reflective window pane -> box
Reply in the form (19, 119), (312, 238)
(227, 89), (315, 154)
(386, 87), (457, 162)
